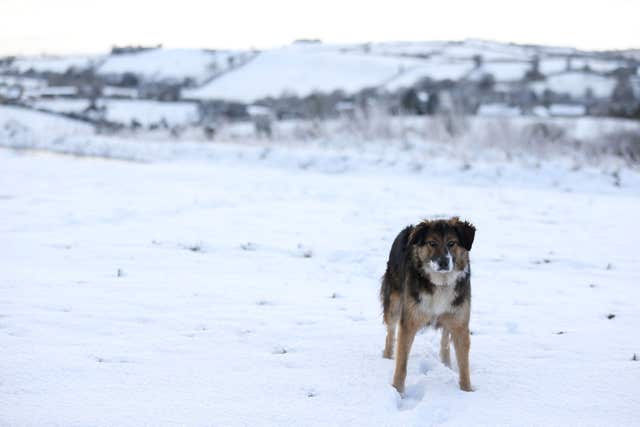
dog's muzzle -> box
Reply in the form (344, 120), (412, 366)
(434, 256), (453, 272)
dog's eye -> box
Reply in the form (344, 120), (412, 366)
(427, 241), (437, 247)
(447, 241), (456, 248)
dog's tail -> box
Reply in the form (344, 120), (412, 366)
(380, 270), (393, 324)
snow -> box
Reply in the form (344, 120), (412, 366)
(0, 105), (93, 142)
(384, 60), (473, 90)
(531, 72), (617, 99)
(539, 58), (624, 76)
(8, 55), (101, 73)
(532, 106), (551, 117)
(102, 86), (139, 98)
(466, 62), (531, 82)
(437, 43), (530, 61)
(0, 75), (47, 89)
(477, 103), (521, 116)
(24, 86), (78, 98)
(367, 40), (536, 62)
(548, 104), (586, 117)
(30, 98), (91, 114)
(1, 103), (640, 426)
(100, 100), (199, 126)
(183, 44), (424, 102)
(539, 58), (569, 75)
(571, 58), (627, 73)
(3, 41), (635, 108)
(365, 40), (451, 57)
(29, 100), (199, 126)
(247, 105), (273, 117)
(98, 49), (243, 84)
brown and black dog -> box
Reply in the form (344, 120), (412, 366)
(380, 217), (476, 393)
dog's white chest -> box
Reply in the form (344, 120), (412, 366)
(419, 285), (456, 316)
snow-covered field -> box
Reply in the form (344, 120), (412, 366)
(97, 49), (249, 85)
(183, 43), (425, 102)
(1, 105), (640, 426)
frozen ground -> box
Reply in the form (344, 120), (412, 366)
(1, 127), (640, 426)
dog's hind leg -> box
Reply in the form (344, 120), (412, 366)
(382, 292), (401, 359)
(439, 328), (451, 368)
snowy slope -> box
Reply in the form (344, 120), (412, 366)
(183, 44), (425, 102)
(0, 105), (93, 144)
(183, 40), (562, 101)
(97, 49), (243, 84)
(1, 140), (639, 426)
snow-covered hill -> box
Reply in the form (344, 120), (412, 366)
(182, 43), (425, 102)
(4, 39), (634, 104)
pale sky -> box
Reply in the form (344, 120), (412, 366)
(2, 0), (639, 55)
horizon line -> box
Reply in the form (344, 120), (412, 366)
(2, 37), (639, 58)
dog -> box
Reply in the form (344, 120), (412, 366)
(380, 217), (476, 393)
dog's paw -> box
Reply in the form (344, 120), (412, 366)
(382, 349), (394, 359)
(392, 382), (405, 395)
(459, 383), (475, 392)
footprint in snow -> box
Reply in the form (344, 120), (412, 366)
(397, 381), (427, 411)
(419, 357), (440, 376)
(91, 355), (133, 364)
(295, 243), (313, 258)
(240, 242), (257, 251)
(505, 321), (519, 334)
(272, 346), (288, 355)
(256, 300), (274, 306)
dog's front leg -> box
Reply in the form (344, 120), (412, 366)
(392, 317), (419, 394)
(439, 328), (451, 368)
(451, 326), (472, 391)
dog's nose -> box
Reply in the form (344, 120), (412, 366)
(437, 257), (450, 270)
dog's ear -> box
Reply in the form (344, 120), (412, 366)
(408, 222), (430, 246)
(454, 220), (476, 251)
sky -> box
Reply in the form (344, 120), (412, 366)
(2, 0), (639, 56)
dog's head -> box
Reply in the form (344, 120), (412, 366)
(408, 217), (475, 275)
